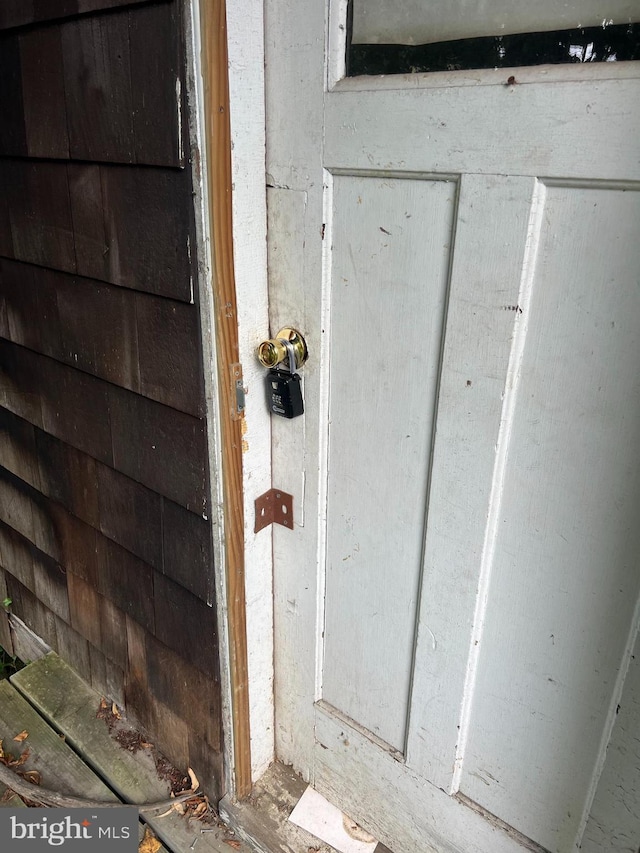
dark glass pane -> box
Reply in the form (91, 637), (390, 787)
(348, 22), (640, 77)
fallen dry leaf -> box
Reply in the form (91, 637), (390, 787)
(138, 826), (161, 853)
(187, 767), (199, 791)
(1, 789), (19, 805)
(192, 802), (207, 818)
(21, 770), (41, 786)
(13, 731), (28, 743)
(111, 703), (122, 720)
(224, 842), (241, 850)
(8, 747), (30, 768)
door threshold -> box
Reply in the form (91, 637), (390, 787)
(220, 762), (394, 853)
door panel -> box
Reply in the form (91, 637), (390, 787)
(265, 1), (640, 851)
(322, 174), (456, 752)
(459, 184), (640, 851)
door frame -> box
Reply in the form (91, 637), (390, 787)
(188, 0), (274, 799)
(220, 0), (274, 788)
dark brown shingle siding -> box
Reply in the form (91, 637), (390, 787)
(0, 0), (223, 799)
(0, 1), (158, 35)
(1, 162), (192, 300)
(1, 5), (181, 165)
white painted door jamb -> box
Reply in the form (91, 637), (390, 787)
(186, 0), (274, 794)
(225, 0), (274, 784)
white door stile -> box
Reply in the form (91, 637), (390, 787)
(450, 176), (547, 795)
(450, 181), (545, 797)
(266, 0), (327, 774)
(406, 174), (544, 792)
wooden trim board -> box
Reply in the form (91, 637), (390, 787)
(198, 0), (252, 798)
(190, 0), (273, 789)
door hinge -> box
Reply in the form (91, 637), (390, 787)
(254, 488), (294, 533)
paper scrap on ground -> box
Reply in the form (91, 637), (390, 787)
(289, 786), (378, 853)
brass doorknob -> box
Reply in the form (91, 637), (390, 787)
(257, 328), (308, 370)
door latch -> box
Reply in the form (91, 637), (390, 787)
(257, 328), (308, 419)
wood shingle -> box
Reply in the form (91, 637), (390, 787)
(0, 0), (223, 800)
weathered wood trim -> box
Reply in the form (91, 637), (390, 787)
(198, 0), (252, 798)
(8, 613), (50, 663)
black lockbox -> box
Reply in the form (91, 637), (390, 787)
(266, 368), (304, 418)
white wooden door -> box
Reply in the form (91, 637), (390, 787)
(263, 4), (640, 852)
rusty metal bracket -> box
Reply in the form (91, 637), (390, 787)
(254, 489), (293, 533)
